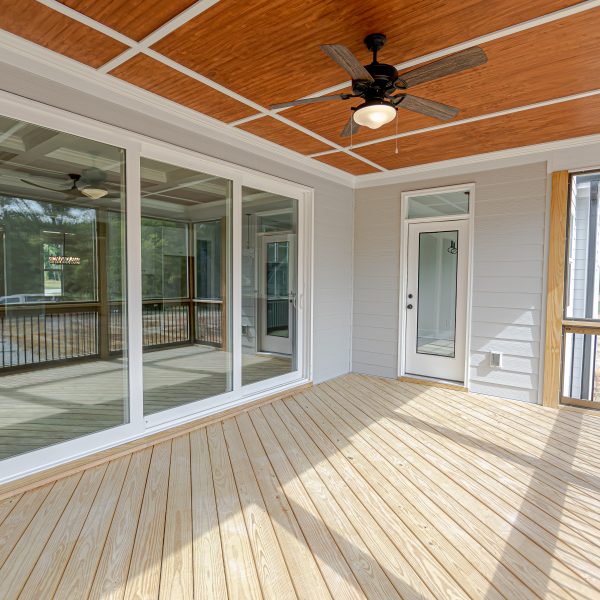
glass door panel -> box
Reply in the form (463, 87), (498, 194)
(140, 157), (232, 415)
(405, 220), (468, 383)
(0, 114), (128, 459)
(242, 187), (298, 386)
(416, 230), (458, 358)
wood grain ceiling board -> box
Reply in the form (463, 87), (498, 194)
(314, 152), (380, 175)
(285, 7), (600, 145)
(0, 0), (128, 68)
(58, 0), (197, 41)
(110, 55), (256, 123)
(236, 117), (332, 154)
(353, 94), (600, 171)
(152, 0), (579, 108)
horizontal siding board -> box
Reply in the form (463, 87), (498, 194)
(470, 336), (539, 358)
(473, 260), (543, 278)
(469, 381), (538, 403)
(352, 349), (397, 369)
(352, 337), (397, 355)
(474, 177), (546, 199)
(354, 275), (400, 291)
(475, 198), (545, 217)
(473, 243), (544, 262)
(353, 313), (399, 330)
(352, 362), (397, 378)
(353, 300), (399, 316)
(471, 306), (541, 326)
(474, 277), (542, 294)
(471, 322), (540, 342)
(470, 352), (539, 374)
(473, 291), (541, 310)
(469, 367), (538, 389)
(353, 288), (398, 304)
(353, 325), (398, 342)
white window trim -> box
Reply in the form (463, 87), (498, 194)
(0, 91), (314, 485)
(398, 183), (475, 386)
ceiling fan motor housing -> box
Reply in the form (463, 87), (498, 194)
(352, 33), (399, 102)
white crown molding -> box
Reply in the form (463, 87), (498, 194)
(353, 133), (600, 188)
(0, 30), (356, 188)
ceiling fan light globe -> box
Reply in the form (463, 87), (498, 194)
(353, 102), (396, 129)
(81, 187), (108, 200)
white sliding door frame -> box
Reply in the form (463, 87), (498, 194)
(0, 91), (314, 485)
(398, 183), (475, 387)
(239, 172), (313, 397)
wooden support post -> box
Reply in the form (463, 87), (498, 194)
(542, 171), (569, 408)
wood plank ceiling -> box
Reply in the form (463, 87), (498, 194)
(0, 0), (598, 177)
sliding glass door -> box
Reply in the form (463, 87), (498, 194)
(0, 115), (129, 461)
(0, 101), (311, 480)
(139, 157), (232, 416)
(241, 186), (299, 386)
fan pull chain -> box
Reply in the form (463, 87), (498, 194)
(395, 110), (399, 154)
(350, 123), (353, 150)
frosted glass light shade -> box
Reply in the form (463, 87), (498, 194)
(353, 102), (396, 129)
(81, 187), (108, 200)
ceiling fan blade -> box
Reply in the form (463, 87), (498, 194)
(397, 46), (487, 88)
(20, 178), (73, 193)
(395, 94), (459, 121)
(340, 115), (360, 138)
(270, 93), (353, 110)
(321, 44), (374, 82)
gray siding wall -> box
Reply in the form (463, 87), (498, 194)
(353, 162), (548, 403)
(0, 65), (354, 384)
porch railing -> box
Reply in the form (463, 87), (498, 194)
(0, 298), (224, 369)
(0, 305), (99, 368)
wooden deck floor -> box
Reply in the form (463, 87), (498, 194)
(1, 373), (600, 599)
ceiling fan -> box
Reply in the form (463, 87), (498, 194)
(271, 34), (487, 137)
(21, 167), (120, 200)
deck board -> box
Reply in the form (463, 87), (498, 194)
(1, 374), (600, 599)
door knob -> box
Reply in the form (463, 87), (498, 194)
(407, 304), (413, 309)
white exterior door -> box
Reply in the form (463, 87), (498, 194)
(259, 233), (295, 355)
(404, 219), (469, 382)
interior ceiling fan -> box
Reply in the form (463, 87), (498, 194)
(271, 34), (487, 138)
(21, 167), (119, 200)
